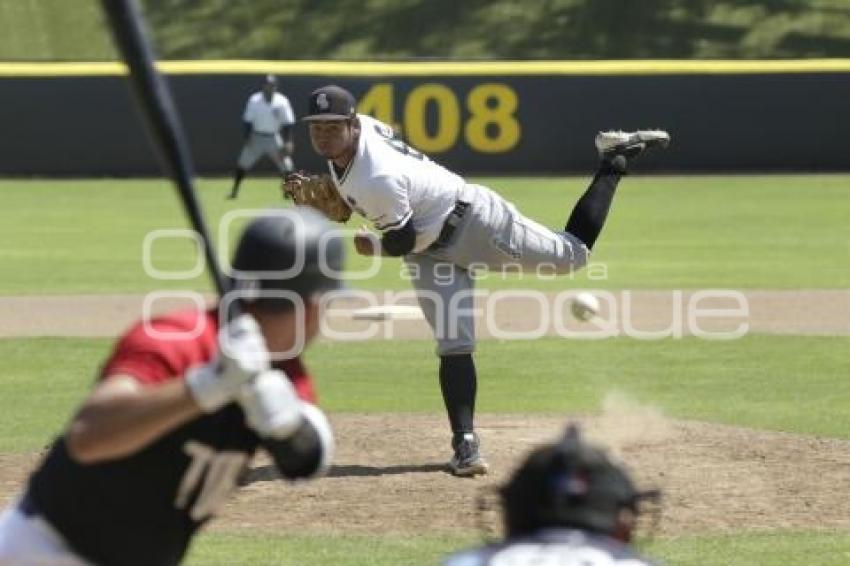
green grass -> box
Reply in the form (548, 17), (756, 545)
(4, 0), (850, 62)
(0, 175), (848, 294)
(0, 338), (110, 452)
(309, 335), (850, 439)
(186, 530), (850, 565)
(0, 0), (115, 61)
(186, 532), (475, 566)
(649, 530), (850, 566)
(1, 334), (847, 452)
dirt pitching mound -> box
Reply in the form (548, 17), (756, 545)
(215, 409), (850, 537)
(2, 407), (847, 537)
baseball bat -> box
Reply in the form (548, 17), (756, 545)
(100, 0), (229, 298)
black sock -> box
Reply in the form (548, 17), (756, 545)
(230, 168), (246, 196)
(564, 161), (623, 249)
(439, 354), (477, 434)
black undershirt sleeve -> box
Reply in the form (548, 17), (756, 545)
(381, 219), (417, 256)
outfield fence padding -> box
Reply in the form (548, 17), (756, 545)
(0, 60), (848, 175)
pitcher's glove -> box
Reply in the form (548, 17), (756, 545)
(283, 172), (352, 223)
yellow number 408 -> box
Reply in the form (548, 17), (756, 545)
(357, 83), (520, 154)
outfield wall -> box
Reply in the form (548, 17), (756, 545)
(1, 60), (848, 175)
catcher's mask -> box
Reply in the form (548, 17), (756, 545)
(230, 207), (346, 312)
(500, 424), (660, 539)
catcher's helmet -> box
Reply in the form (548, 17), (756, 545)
(501, 424), (655, 537)
(231, 207), (345, 311)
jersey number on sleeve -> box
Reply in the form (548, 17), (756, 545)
(374, 125), (425, 161)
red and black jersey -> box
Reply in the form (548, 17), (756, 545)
(26, 309), (316, 566)
(99, 308), (316, 401)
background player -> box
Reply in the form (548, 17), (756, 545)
(0, 207), (342, 564)
(291, 85), (669, 477)
(444, 424), (661, 565)
(228, 74), (296, 199)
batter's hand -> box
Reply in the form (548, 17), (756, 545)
(239, 369), (302, 440)
(185, 314), (270, 412)
(354, 225), (378, 256)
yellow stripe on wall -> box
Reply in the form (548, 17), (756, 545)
(2, 59), (850, 77)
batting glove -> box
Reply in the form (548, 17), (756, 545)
(186, 314), (269, 412)
(238, 369), (303, 440)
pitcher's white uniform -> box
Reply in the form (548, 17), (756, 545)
(329, 115), (462, 252)
(306, 82), (667, 477)
(329, 115), (589, 355)
(238, 91), (296, 172)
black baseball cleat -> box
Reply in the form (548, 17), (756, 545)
(596, 129), (670, 159)
(448, 432), (489, 477)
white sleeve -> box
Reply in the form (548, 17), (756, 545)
(279, 96), (295, 126)
(242, 98), (254, 122)
(360, 175), (412, 232)
(298, 402), (334, 478)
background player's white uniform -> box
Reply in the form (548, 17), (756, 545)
(238, 91), (296, 173)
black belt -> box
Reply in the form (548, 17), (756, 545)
(428, 200), (470, 250)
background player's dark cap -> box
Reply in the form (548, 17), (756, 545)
(303, 85), (356, 121)
(500, 423), (659, 537)
(263, 74), (278, 86)
(231, 207), (346, 312)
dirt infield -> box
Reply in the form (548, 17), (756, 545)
(4, 406), (848, 537)
(1, 289), (848, 338)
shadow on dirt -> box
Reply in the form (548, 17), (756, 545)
(239, 462), (448, 485)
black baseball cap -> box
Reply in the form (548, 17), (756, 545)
(263, 74), (277, 85)
(303, 85), (356, 121)
(230, 207), (346, 311)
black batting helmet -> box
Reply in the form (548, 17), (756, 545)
(230, 206), (345, 311)
(500, 424), (656, 537)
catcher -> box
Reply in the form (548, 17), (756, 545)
(443, 424), (661, 565)
(287, 84), (669, 477)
